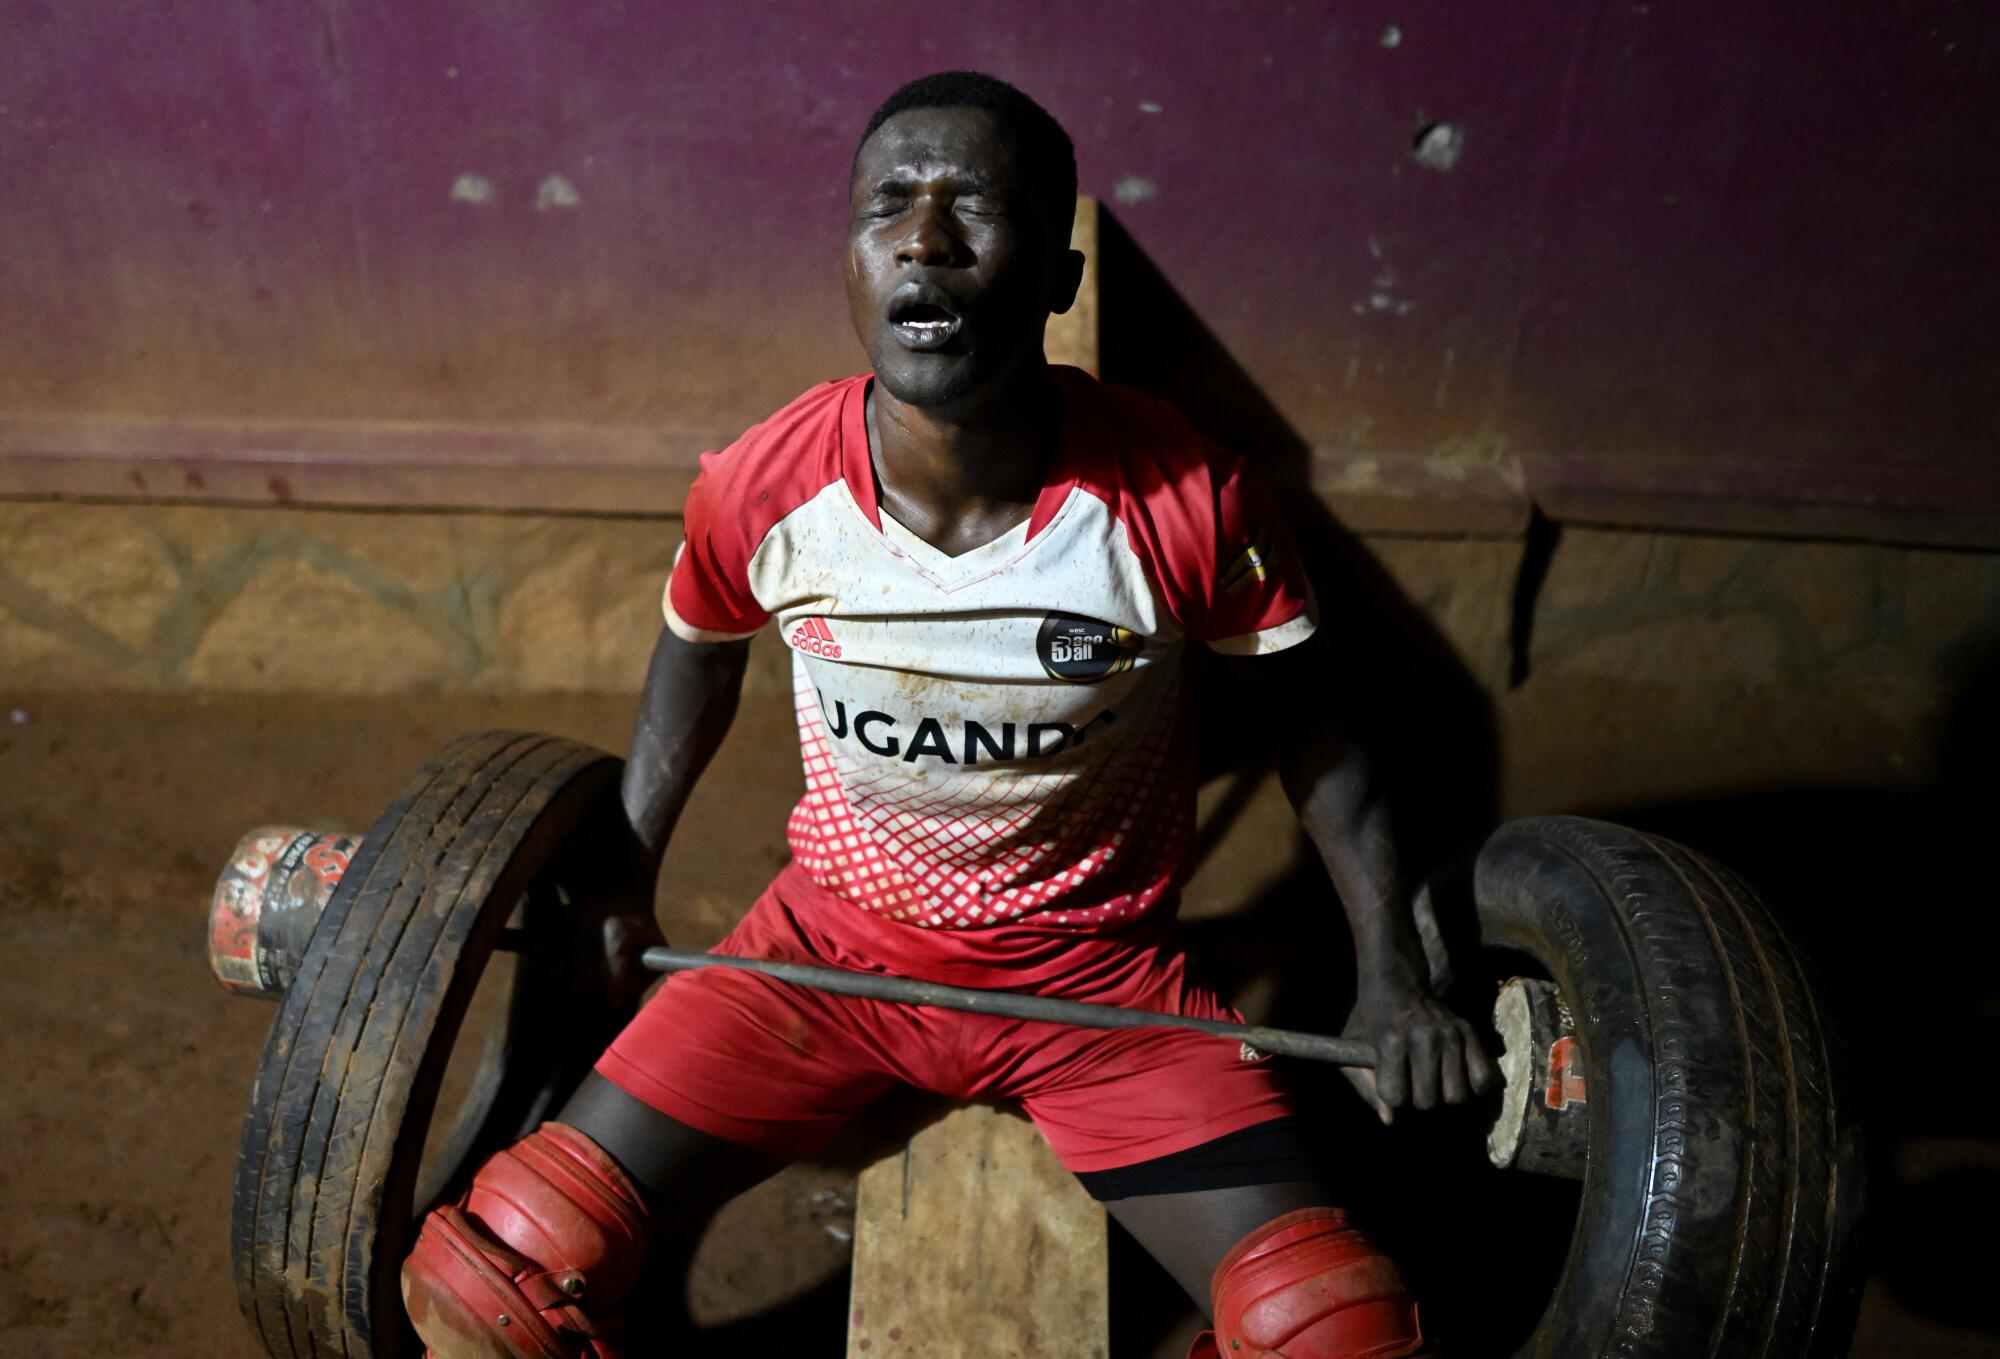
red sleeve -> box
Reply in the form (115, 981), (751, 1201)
(1176, 447), (1317, 653)
(1122, 433), (1315, 654)
(663, 449), (771, 642)
(658, 377), (861, 642)
(1066, 374), (1315, 654)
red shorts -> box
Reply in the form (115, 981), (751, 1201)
(596, 868), (1295, 1173)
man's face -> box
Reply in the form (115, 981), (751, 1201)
(845, 106), (1075, 410)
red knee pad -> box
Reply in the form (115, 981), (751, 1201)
(402, 1123), (649, 1359)
(1197, 1208), (1432, 1359)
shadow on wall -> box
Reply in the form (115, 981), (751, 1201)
(1094, 205), (1502, 880)
(1096, 207), (1526, 1354)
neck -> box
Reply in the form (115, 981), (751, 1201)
(868, 361), (1061, 518)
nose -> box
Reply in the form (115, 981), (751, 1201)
(895, 196), (961, 268)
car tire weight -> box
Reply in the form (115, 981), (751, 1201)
(230, 732), (629, 1359)
(1472, 816), (1864, 1359)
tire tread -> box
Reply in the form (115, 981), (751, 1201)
(1476, 816), (1860, 1359)
(230, 733), (621, 1359)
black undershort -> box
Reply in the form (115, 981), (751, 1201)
(1074, 1116), (1323, 1202)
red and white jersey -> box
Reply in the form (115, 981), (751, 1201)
(665, 366), (1315, 985)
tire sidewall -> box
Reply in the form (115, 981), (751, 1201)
(1475, 818), (1750, 1358)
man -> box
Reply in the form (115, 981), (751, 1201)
(402, 71), (1494, 1359)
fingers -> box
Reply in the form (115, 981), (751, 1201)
(1438, 1025), (1468, 1106)
(1341, 1066), (1394, 1126)
(601, 913), (669, 1008)
(1349, 998), (1501, 1123)
(1464, 1020), (1501, 1096)
(1409, 1027), (1441, 1110)
(1373, 1031), (1410, 1115)
(1373, 1021), (1498, 1116)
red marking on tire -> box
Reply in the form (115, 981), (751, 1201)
(1545, 1035), (1586, 1109)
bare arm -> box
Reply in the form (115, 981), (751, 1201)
(623, 622), (754, 864)
(587, 623), (750, 1005)
(1233, 628), (1496, 1120)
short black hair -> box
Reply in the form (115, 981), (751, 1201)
(855, 70), (1077, 234)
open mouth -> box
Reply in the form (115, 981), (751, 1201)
(888, 299), (963, 351)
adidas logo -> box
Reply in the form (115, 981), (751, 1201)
(789, 616), (843, 659)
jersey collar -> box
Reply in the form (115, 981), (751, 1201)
(838, 366), (1096, 545)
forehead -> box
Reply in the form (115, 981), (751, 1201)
(852, 106), (1024, 186)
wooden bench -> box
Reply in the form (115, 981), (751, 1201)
(847, 1102), (1109, 1359)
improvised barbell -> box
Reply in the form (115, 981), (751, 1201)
(214, 834), (1376, 1064)
(213, 731), (1862, 1359)
(210, 823), (1583, 1163)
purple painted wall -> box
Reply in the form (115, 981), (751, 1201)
(3, 1), (1994, 531)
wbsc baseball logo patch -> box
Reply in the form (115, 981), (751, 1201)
(1037, 613), (1141, 683)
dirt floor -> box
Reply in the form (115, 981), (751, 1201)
(3, 683), (1995, 1357)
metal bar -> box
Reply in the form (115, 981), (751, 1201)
(639, 947), (1375, 1068)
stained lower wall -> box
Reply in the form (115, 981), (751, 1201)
(0, 500), (679, 695)
(3, 500), (1992, 810)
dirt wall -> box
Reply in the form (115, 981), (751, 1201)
(1, 500), (1991, 787)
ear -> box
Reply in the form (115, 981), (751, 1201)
(1047, 248), (1086, 316)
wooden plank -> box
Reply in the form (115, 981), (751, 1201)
(0, 414), (715, 516)
(1522, 448), (2000, 548)
(847, 1102), (1108, 1359)
(0, 199), (1102, 523)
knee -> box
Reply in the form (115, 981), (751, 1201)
(402, 1123), (649, 1359)
(1206, 1207), (1431, 1359)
